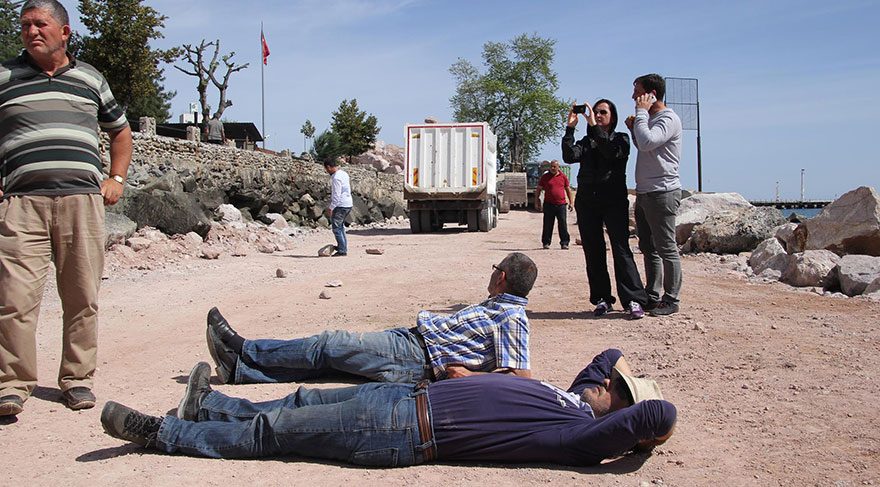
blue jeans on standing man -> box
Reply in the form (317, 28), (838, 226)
(156, 382), (434, 466)
(234, 327), (432, 384)
(331, 206), (352, 255)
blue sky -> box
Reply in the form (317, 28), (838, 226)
(69, 0), (879, 200)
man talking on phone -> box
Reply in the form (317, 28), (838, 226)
(624, 74), (683, 316)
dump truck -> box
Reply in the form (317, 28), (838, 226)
(404, 122), (499, 233)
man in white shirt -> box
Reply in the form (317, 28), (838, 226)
(324, 159), (353, 256)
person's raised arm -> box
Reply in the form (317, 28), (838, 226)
(631, 109), (678, 152)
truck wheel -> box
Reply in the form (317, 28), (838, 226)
(479, 206), (490, 232)
(420, 210), (432, 233)
(467, 210), (478, 232)
(409, 210), (422, 233)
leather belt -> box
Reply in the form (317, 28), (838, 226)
(414, 380), (435, 462)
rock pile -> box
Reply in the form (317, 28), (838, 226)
(100, 122), (407, 247)
(745, 186), (880, 298)
(350, 140), (405, 175)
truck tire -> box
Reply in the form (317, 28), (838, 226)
(420, 210), (432, 233)
(409, 210), (422, 233)
(467, 210), (478, 232)
(479, 205), (490, 232)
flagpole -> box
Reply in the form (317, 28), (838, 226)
(261, 22), (266, 150)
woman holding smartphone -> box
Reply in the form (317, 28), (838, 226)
(562, 99), (648, 319)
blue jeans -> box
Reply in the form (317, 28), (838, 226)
(234, 328), (432, 384)
(157, 383), (433, 466)
(331, 206), (352, 254)
(635, 190), (682, 304)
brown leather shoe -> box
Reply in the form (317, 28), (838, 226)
(63, 387), (96, 410)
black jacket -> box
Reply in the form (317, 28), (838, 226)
(561, 125), (630, 202)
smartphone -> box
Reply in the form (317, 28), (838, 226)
(647, 94), (657, 104)
(572, 104), (587, 114)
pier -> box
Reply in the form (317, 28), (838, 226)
(750, 200), (830, 210)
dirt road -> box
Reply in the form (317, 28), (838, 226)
(3, 209), (878, 486)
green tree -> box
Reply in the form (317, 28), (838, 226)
(449, 33), (569, 172)
(0, 1), (23, 61)
(300, 119), (316, 153)
(330, 99), (380, 163)
(311, 130), (343, 164)
(76, 0), (179, 121)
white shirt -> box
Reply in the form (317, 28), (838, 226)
(329, 169), (353, 210)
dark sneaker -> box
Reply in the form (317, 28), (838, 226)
(542, 244), (550, 249)
(177, 362), (213, 421)
(561, 244), (569, 250)
(628, 302), (645, 320)
(644, 300), (660, 311)
(650, 302), (680, 316)
(63, 387), (96, 410)
(0, 395), (24, 416)
(101, 401), (163, 448)
(206, 322), (238, 384)
(332, 252), (347, 257)
(593, 300), (612, 317)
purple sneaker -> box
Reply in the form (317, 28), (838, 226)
(628, 302), (645, 320)
(593, 300), (611, 317)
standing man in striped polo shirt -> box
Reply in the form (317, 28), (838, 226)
(0, 0), (132, 417)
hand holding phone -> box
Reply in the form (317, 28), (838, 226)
(572, 104), (587, 114)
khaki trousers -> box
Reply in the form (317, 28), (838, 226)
(0, 194), (104, 401)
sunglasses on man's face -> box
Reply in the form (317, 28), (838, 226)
(492, 264), (505, 273)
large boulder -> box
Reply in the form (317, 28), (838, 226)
(782, 250), (840, 288)
(104, 211), (137, 249)
(684, 206), (786, 254)
(773, 223), (799, 253)
(865, 276), (880, 295)
(124, 188), (212, 237)
(748, 237), (789, 277)
(800, 186), (880, 256)
(836, 254), (880, 296)
(675, 192), (752, 244)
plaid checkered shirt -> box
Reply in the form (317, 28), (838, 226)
(416, 293), (530, 379)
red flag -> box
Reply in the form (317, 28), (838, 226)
(261, 29), (270, 65)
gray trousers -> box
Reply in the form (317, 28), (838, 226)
(635, 190), (682, 305)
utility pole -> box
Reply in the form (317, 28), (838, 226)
(775, 181), (780, 202)
(800, 168), (805, 201)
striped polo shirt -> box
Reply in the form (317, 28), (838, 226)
(0, 51), (128, 197)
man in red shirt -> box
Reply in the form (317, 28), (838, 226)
(535, 160), (574, 249)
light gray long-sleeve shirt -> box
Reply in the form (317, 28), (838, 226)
(632, 107), (682, 193)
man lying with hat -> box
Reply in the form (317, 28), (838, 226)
(100, 348), (675, 467)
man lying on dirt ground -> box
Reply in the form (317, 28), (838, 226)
(204, 252), (537, 384)
(101, 348), (676, 467)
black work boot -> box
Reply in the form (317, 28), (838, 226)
(101, 401), (163, 448)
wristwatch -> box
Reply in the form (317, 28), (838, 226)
(110, 174), (125, 184)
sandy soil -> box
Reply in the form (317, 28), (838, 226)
(2, 209), (878, 487)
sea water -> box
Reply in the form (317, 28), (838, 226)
(782, 207), (823, 220)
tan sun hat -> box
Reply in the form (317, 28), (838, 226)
(612, 367), (663, 404)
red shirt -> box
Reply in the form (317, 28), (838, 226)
(538, 171), (570, 205)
